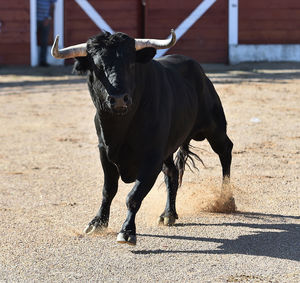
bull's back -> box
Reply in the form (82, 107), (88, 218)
(151, 55), (203, 154)
(156, 54), (205, 88)
(157, 54), (227, 135)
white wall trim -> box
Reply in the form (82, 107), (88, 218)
(75, 0), (114, 33)
(229, 44), (300, 64)
(156, 0), (217, 57)
(49, 0), (64, 65)
(228, 0), (238, 45)
(30, 0), (64, 66)
(30, 0), (38, 66)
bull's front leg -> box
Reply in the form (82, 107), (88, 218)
(84, 146), (119, 234)
(117, 154), (162, 245)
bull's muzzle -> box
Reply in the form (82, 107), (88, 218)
(107, 94), (132, 114)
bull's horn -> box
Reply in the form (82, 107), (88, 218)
(135, 29), (176, 51)
(51, 35), (87, 59)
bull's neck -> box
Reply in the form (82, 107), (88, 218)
(97, 101), (137, 162)
(99, 111), (133, 142)
(96, 63), (148, 158)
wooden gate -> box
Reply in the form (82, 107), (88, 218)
(64, 0), (228, 63)
(146, 0), (228, 63)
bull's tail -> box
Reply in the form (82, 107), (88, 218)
(175, 143), (205, 187)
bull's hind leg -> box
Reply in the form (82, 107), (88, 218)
(158, 155), (179, 226)
(206, 131), (233, 183)
(206, 130), (236, 212)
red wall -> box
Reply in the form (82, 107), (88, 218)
(1, 0), (300, 65)
(64, 0), (228, 63)
(239, 0), (300, 44)
(146, 0), (228, 63)
(0, 1), (30, 65)
(64, 0), (143, 46)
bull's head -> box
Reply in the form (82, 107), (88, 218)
(51, 30), (176, 115)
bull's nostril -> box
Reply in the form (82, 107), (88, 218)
(109, 97), (116, 105)
(123, 95), (129, 103)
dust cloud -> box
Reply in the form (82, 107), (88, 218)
(138, 177), (237, 227)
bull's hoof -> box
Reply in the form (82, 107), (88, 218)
(117, 232), (136, 246)
(158, 216), (164, 225)
(83, 219), (108, 235)
(84, 224), (105, 235)
(157, 214), (177, 226)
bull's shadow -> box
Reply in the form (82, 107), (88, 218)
(133, 212), (300, 262)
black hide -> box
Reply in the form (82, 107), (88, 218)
(74, 32), (233, 244)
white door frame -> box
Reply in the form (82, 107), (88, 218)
(30, 0), (64, 66)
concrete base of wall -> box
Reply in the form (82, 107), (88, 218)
(229, 44), (300, 64)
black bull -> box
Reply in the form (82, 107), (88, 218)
(56, 32), (233, 245)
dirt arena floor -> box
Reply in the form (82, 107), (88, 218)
(0, 62), (299, 282)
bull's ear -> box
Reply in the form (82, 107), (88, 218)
(73, 57), (90, 75)
(135, 48), (156, 63)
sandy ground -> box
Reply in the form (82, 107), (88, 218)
(0, 63), (299, 282)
